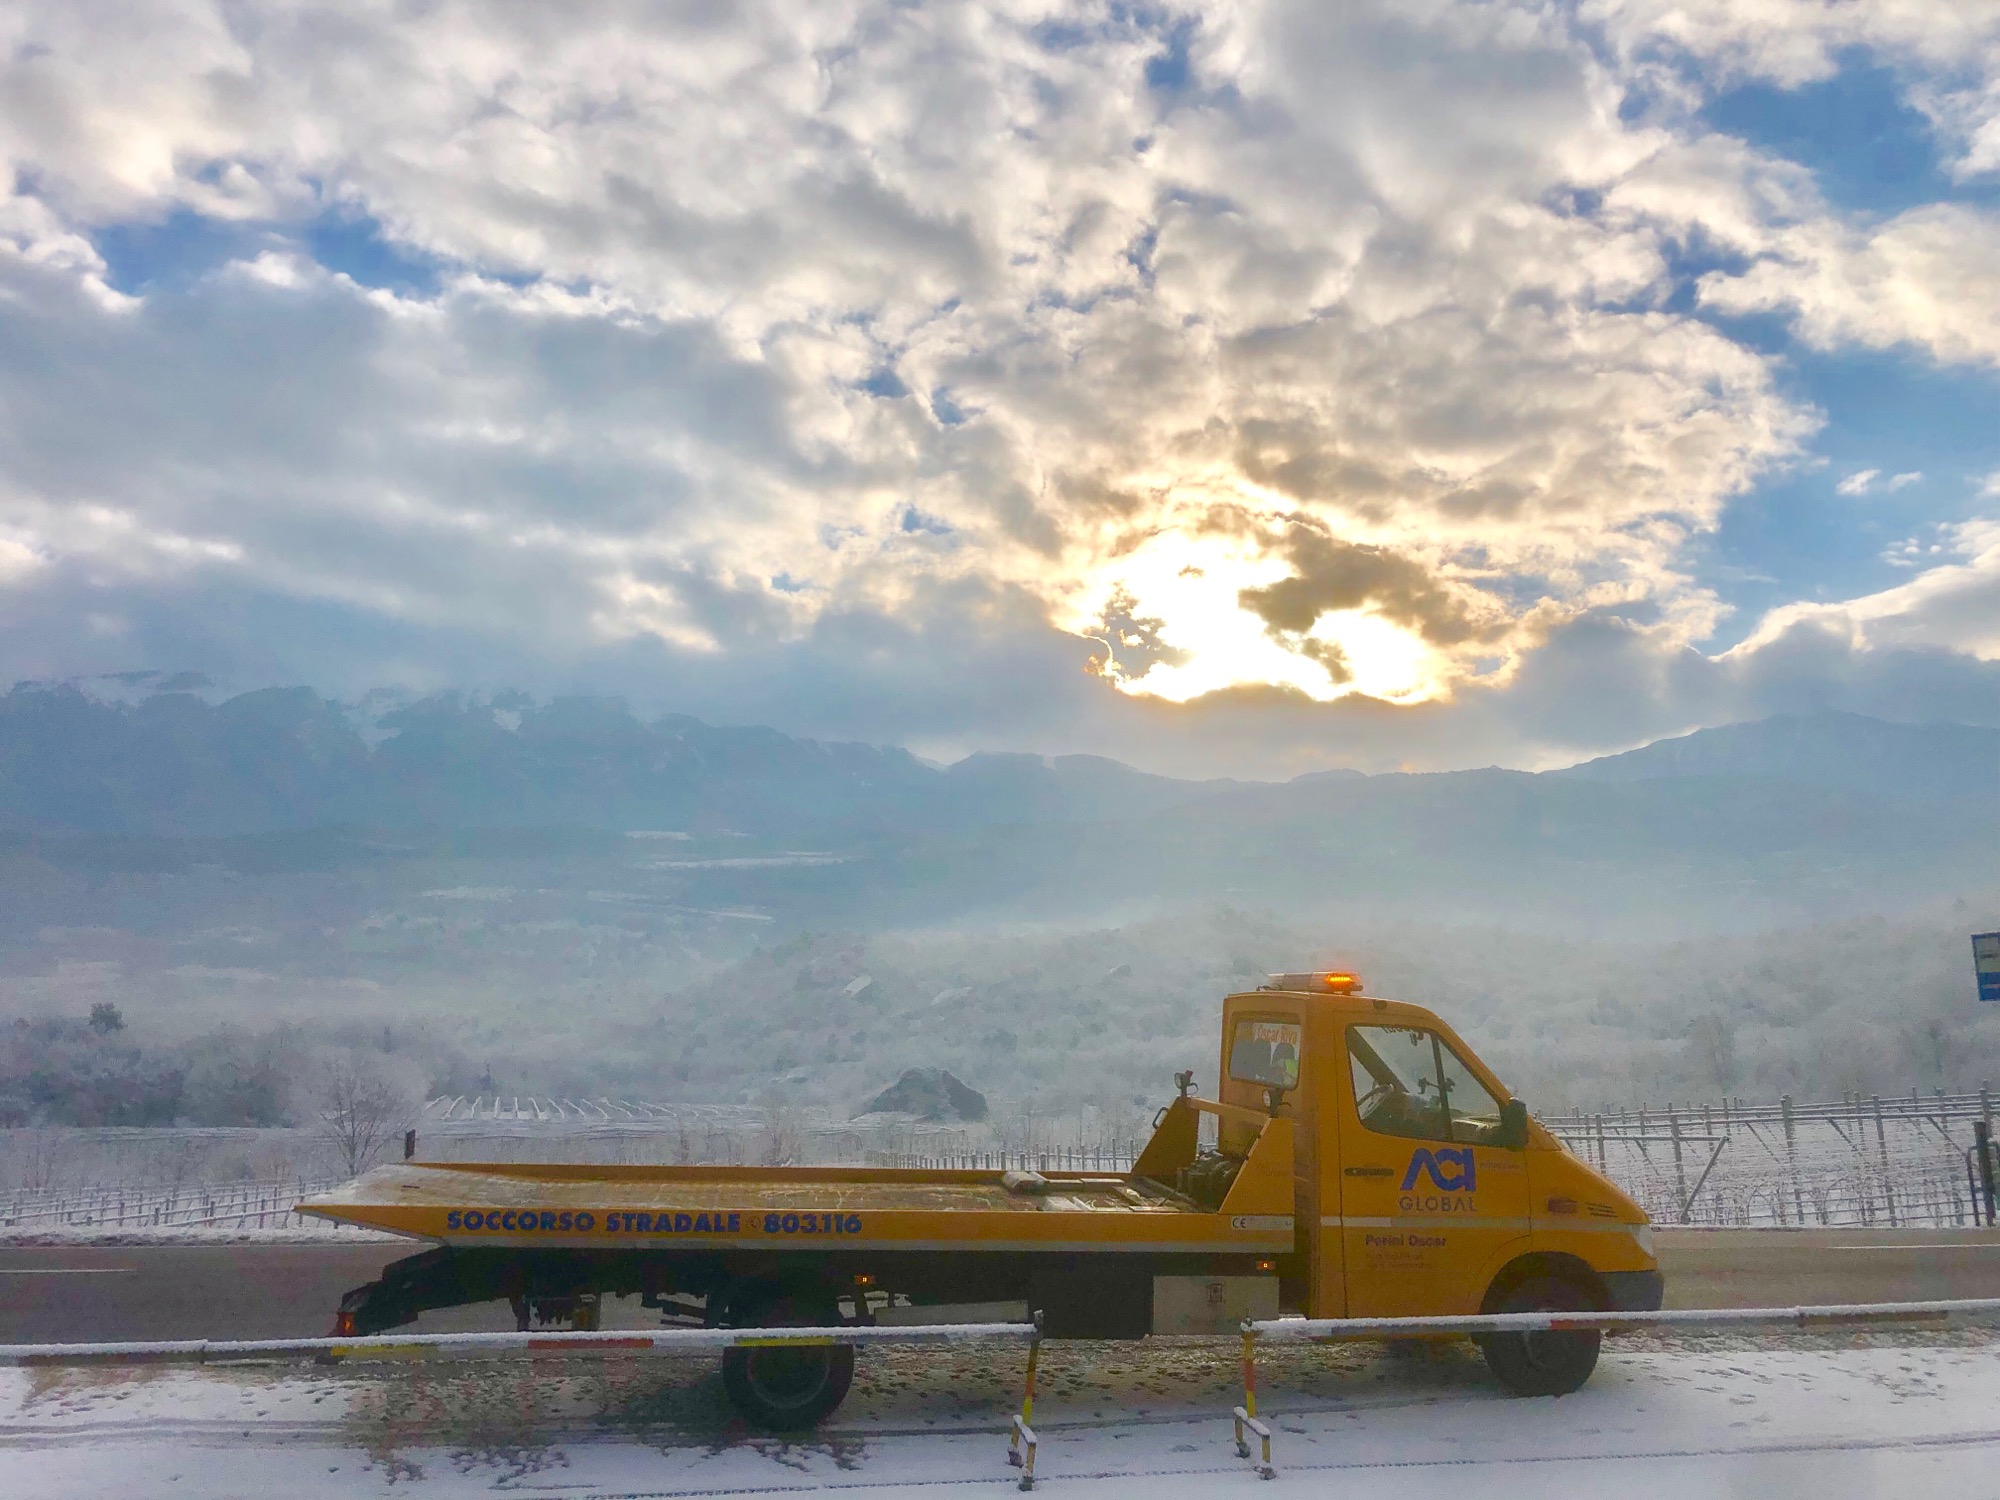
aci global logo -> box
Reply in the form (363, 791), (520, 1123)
(1399, 1146), (1476, 1212)
(1402, 1146), (1475, 1192)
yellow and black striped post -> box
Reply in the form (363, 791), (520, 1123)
(1008, 1313), (1043, 1489)
(1233, 1323), (1274, 1478)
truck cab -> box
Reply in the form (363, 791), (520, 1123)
(1134, 972), (1662, 1394)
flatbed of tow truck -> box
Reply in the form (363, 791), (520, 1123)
(300, 1159), (1295, 1256)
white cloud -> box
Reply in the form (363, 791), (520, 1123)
(1881, 530), (1950, 569)
(0, 0), (1988, 771)
(1831, 469), (1924, 499)
(1727, 518), (2000, 662)
(1590, 5), (2000, 365)
(1698, 205), (2000, 367)
(0, 0), (1831, 709)
(0, 533), (42, 582)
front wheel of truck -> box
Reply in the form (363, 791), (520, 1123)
(720, 1284), (855, 1431)
(1476, 1273), (1601, 1397)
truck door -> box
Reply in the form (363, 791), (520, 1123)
(1221, 1010), (1314, 1312)
(1337, 1023), (1530, 1317)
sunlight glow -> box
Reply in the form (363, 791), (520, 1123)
(1066, 528), (1450, 705)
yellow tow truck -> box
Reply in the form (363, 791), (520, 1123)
(303, 972), (1661, 1427)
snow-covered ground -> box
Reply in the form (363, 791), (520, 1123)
(0, 1223), (399, 1246)
(4, 1331), (1998, 1498)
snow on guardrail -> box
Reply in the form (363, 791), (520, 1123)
(0, 1320), (1040, 1368)
(1247, 1297), (2000, 1341)
(1222, 1296), (2000, 1480)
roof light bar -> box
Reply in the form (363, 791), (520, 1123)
(1265, 971), (1363, 995)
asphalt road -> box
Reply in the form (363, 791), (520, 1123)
(7, 1228), (2000, 1344)
(1652, 1226), (2000, 1310)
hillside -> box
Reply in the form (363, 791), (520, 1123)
(0, 686), (1992, 935)
(0, 685), (1214, 838)
(1560, 713), (1997, 803)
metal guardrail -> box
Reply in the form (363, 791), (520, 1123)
(1227, 1297), (2000, 1479)
(0, 1319), (1037, 1367)
(1251, 1297), (2000, 1340)
(0, 1320), (1051, 1489)
(14, 1299), (2000, 1489)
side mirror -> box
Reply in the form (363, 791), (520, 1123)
(1497, 1098), (1529, 1150)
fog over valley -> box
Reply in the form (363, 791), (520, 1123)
(4, 682), (1993, 1127)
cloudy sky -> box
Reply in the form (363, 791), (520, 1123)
(2, 0), (1997, 777)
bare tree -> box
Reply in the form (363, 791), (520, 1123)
(313, 1053), (421, 1177)
(758, 1105), (803, 1166)
(9, 1129), (74, 1193)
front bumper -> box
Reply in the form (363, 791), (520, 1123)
(1601, 1269), (1665, 1313)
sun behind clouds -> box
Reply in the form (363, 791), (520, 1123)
(1062, 521), (1473, 706)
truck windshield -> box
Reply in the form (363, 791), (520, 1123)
(1347, 1025), (1504, 1145)
(1229, 1018), (1301, 1089)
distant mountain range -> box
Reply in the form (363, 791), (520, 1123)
(1561, 713), (1999, 804)
(2, 683), (1993, 930)
(0, 683), (1229, 838)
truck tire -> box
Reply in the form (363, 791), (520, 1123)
(1477, 1273), (1601, 1397)
(720, 1284), (855, 1431)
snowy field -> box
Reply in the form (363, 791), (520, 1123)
(4, 1329), (2000, 1498)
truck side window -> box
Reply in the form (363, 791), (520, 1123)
(1229, 1019), (1301, 1090)
(1434, 1037), (1505, 1146)
(1347, 1025), (1449, 1142)
(1347, 1025), (1505, 1145)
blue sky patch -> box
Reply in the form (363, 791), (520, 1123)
(1700, 344), (2000, 646)
(861, 367), (909, 399)
(1143, 17), (1195, 95)
(301, 212), (445, 296)
(930, 388), (970, 426)
(93, 211), (258, 295)
(1702, 51), (1997, 216)
(91, 206), (444, 297)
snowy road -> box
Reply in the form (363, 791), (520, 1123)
(5, 1330), (2000, 1497)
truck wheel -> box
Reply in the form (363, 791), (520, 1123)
(720, 1285), (855, 1431)
(1477, 1274), (1601, 1397)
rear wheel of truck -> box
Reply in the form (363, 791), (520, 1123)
(1477, 1273), (1601, 1397)
(720, 1284), (855, 1431)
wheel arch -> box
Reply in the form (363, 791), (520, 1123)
(1480, 1251), (1609, 1314)
(710, 1266), (854, 1328)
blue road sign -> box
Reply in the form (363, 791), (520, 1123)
(1977, 933), (2000, 1003)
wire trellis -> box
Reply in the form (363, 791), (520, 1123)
(13, 1087), (1995, 1233)
(1549, 1088), (1999, 1228)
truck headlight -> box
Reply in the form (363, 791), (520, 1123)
(1631, 1223), (1654, 1256)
